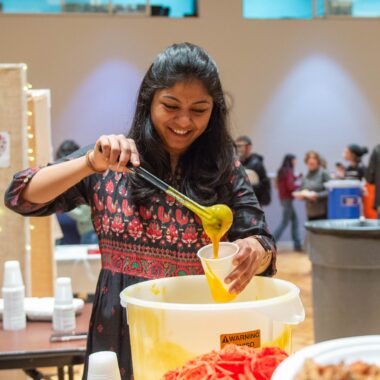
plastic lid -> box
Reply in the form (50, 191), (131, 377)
(305, 219), (380, 237)
(325, 180), (362, 189)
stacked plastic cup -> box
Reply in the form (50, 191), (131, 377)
(2, 260), (27, 331)
(87, 351), (121, 380)
(53, 277), (76, 332)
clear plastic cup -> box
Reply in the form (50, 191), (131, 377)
(87, 351), (121, 380)
(54, 277), (73, 306)
(3, 261), (24, 288)
(197, 242), (239, 302)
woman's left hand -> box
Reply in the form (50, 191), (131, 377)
(224, 237), (266, 294)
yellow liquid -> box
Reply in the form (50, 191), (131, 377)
(204, 261), (236, 303)
(128, 305), (193, 380)
(165, 188), (234, 303)
(201, 204), (234, 302)
(262, 325), (292, 353)
(202, 204), (233, 258)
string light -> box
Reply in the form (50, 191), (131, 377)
(28, 148), (33, 154)
(28, 133), (34, 139)
(23, 85), (28, 91)
(25, 245), (31, 251)
(22, 64), (28, 71)
(27, 111), (33, 116)
(30, 225), (35, 230)
(27, 83), (32, 89)
(27, 125), (32, 131)
(29, 157), (35, 162)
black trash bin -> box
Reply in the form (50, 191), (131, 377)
(305, 219), (380, 342)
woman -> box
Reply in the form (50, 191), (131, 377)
(295, 150), (330, 220)
(273, 154), (302, 251)
(4, 43), (276, 379)
(343, 144), (368, 180)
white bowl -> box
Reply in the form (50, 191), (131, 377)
(272, 335), (380, 380)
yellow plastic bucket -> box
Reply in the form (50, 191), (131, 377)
(120, 275), (304, 380)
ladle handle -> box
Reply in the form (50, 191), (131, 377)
(96, 145), (213, 221)
(127, 163), (212, 221)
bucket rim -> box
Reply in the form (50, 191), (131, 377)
(120, 275), (301, 311)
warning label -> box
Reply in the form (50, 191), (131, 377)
(220, 329), (261, 349)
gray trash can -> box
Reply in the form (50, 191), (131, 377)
(305, 219), (380, 342)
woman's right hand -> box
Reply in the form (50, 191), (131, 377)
(90, 135), (140, 173)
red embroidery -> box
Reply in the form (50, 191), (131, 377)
(158, 205), (171, 223)
(105, 180), (114, 194)
(111, 214), (124, 235)
(122, 199), (134, 217)
(166, 224), (178, 244)
(182, 225), (198, 246)
(102, 214), (110, 234)
(127, 218), (143, 240)
(146, 221), (162, 241)
(139, 205), (152, 220)
(106, 196), (117, 214)
(93, 193), (104, 211)
(175, 209), (188, 225)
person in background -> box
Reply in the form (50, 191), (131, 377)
(56, 140), (98, 245)
(56, 140), (80, 160)
(235, 135), (271, 207)
(294, 151), (330, 220)
(332, 162), (345, 179)
(273, 154), (302, 252)
(5, 43), (276, 380)
(343, 144), (368, 180)
(365, 144), (380, 218)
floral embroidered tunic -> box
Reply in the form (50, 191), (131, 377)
(4, 147), (276, 379)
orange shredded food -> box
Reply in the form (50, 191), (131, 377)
(162, 344), (288, 380)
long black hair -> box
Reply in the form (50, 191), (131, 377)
(277, 154), (296, 181)
(128, 43), (234, 205)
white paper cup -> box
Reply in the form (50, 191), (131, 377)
(54, 277), (73, 306)
(197, 242), (239, 302)
(87, 351), (121, 380)
(3, 261), (24, 288)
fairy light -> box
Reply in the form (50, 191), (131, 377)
(22, 64), (28, 71)
(25, 245), (31, 251)
(28, 148), (33, 154)
(27, 83), (32, 89)
(28, 133), (34, 139)
(27, 125), (32, 131)
(27, 111), (33, 116)
(30, 225), (35, 231)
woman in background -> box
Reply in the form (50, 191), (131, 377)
(294, 151), (330, 220)
(343, 144), (368, 180)
(273, 154), (302, 251)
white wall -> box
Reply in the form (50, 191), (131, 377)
(1, 0), (379, 242)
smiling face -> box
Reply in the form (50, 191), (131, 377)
(150, 80), (213, 158)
